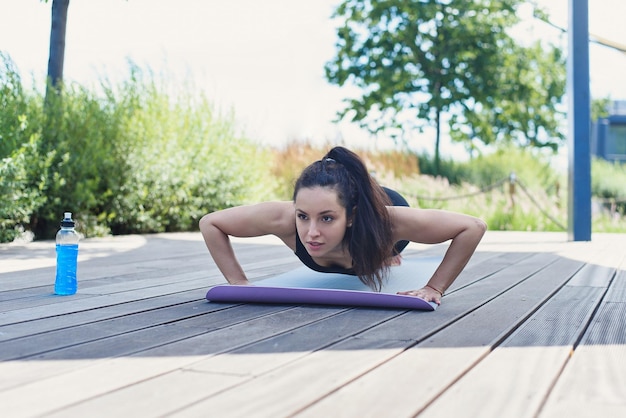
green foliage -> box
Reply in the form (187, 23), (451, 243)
(268, 144), (625, 233)
(591, 97), (611, 121)
(389, 168), (566, 233)
(418, 145), (560, 190)
(450, 40), (566, 151)
(591, 158), (626, 219)
(0, 53), (40, 159)
(415, 153), (471, 185)
(106, 70), (271, 234)
(0, 56), (269, 241)
(461, 145), (560, 189)
(325, 0), (565, 173)
(0, 137), (48, 242)
(592, 158), (626, 199)
(381, 147), (561, 232)
(327, 0), (520, 124)
(35, 81), (129, 238)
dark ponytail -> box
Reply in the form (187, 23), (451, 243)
(293, 146), (394, 291)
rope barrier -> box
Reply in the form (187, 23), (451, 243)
(401, 172), (626, 230)
(514, 178), (567, 230)
(595, 196), (626, 205)
(401, 178), (508, 201)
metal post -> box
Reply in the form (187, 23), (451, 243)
(567, 0), (592, 241)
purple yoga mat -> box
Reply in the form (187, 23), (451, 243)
(206, 257), (441, 310)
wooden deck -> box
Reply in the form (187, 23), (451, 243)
(1, 230), (625, 417)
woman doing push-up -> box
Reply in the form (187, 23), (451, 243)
(199, 146), (486, 305)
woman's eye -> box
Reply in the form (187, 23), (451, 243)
(322, 216), (333, 223)
(297, 213), (308, 220)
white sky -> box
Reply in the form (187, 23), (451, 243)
(1, 0), (626, 156)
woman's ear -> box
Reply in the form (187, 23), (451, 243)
(347, 206), (356, 227)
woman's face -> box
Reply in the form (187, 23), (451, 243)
(294, 186), (350, 260)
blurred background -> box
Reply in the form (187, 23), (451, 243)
(1, 0), (625, 241)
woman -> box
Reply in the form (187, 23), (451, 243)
(200, 146), (486, 305)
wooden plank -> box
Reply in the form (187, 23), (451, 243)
(0, 266), (265, 326)
(0, 305), (351, 416)
(0, 299), (228, 361)
(0, 281), (209, 326)
(356, 252), (562, 343)
(604, 262), (626, 303)
(0, 303), (293, 391)
(178, 253), (572, 417)
(186, 307), (406, 376)
(416, 287), (608, 418)
(446, 251), (536, 292)
(42, 308), (406, 417)
(295, 255), (586, 418)
(412, 245), (622, 418)
(539, 266), (626, 417)
(0, 237), (295, 292)
(0, 356), (211, 418)
(168, 337), (406, 418)
(1, 246), (295, 294)
(0, 269), (209, 311)
(44, 369), (246, 418)
(0, 289), (206, 341)
(0, 231), (623, 417)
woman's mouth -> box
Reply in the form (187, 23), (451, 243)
(307, 241), (323, 252)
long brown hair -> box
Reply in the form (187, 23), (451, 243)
(293, 146), (394, 291)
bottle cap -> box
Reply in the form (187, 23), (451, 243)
(61, 212), (75, 227)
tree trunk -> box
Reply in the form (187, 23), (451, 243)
(434, 107), (441, 176)
(37, 0), (70, 239)
(46, 0), (70, 97)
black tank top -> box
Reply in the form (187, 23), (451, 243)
(293, 187), (409, 274)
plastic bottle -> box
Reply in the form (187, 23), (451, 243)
(54, 212), (80, 295)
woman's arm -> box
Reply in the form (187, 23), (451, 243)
(199, 201), (296, 285)
(389, 207), (487, 304)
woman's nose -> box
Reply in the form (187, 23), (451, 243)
(308, 222), (320, 237)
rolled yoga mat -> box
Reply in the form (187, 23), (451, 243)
(206, 257), (441, 311)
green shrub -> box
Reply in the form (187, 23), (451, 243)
(103, 67), (271, 235)
(31, 81), (129, 238)
(0, 57), (270, 240)
(460, 145), (559, 189)
(591, 157), (626, 220)
(415, 153), (471, 185)
(0, 137), (48, 242)
(0, 54), (49, 242)
(592, 158), (626, 200)
(0, 53), (39, 159)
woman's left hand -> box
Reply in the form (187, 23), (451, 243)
(397, 286), (442, 305)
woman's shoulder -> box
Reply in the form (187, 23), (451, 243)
(250, 200), (295, 225)
(253, 201), (297, 234)
(253, 201), (297, 248)
(203, 200), (295, 239)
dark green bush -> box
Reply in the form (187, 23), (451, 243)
(0, 53), (40, 159)
(460, 145), (560, 189)
(0, 57), (269, 241)
(0, 137), (48, 242)
(0, 54), (49, 241)
(102, 67), (270, 235)
(32, 82), (129, 238)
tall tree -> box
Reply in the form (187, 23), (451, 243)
(325, 0), (564, 171)
(45, 0), (70, 99)
(35, 0), (70, 238)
